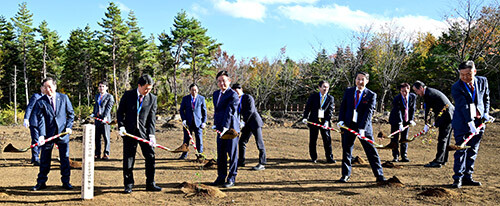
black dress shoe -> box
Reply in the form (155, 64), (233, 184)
(400, 158), (410, 162)
(252, 164), (265, 171)
(178, 156), (187, 160)
(33, 161), (40, 166)
(124, 187), (132, 194)
(209, 181), (224, 186)
(451, 179), (462, 188)
(391, 158), (399, 162)
(31, 183), (47, 191)
(223, 181), (235, 188)
(146, 183), (162, 191)
(424, 162), (442, 168)
(376, 176), (386, 183)
(237, 163), (245, 167)
(326, 159), (337, 164)
(311, 160), (318, 164)
(338, 176), (350, 183)
(62, 183), (73, 190)
(462, 178), (482, 186)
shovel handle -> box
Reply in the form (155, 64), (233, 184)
(124, 132), (172, 151)
(182, 124), (199, 154)
(340, 125), (383, 148)
(307, 121), (340, 133)
(31, 132), (70, 148)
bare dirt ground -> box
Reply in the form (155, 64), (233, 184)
(1, 119), (500, 205)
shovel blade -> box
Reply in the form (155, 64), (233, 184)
(3, 143), (30, 152)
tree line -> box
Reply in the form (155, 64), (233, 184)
(0, 1), (499, 125)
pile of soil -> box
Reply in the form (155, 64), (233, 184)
(377, 131), (387, 139)
(69, 159), (82, 169)
(203, 159), (217, 169)
(382, 161), (403, 169)
(176, 182), (226, 198)
(377, 176), (404, 187)
(352, 156), (366, 165)
(173, 143), (189, 153)
(418, 187), (458, 197)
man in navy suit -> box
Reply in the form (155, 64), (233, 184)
(211, 70), (240, 188)
(301, 80), (335, 164)
(233, 83), (267, 171)
(90, 81), (114, 160)
(117, 74), (161, 194)
(388, 83), (416, 162)
(31, 77), (75, 191)
(337, 72), (385, 183)
(179, 83), (207, 160)
(24, 86), (44, 166)
(450, 61), (490, 188)
(413, 80), (454, 168)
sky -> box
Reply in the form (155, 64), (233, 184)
(0, 0), (496, 61)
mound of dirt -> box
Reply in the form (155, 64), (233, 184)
(352, 156), (366, 165)
(203, 159), (217, 169)
(176, 182), (226, 198)
(377, 131), (387, 139)
(172, 143), (189, 153)
(69, 159), (82, 169)
(382, 161), (403, 169)
(418, 187), (458, 197)
(377, 176), (404, 187)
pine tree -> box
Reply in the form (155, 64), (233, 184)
(125, 11), (147, 88)
(35, 20), (63, 80)
(0, 15), (19, 104)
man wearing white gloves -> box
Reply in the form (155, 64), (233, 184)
(117, 74), (160, 194)
(302, 80), (335, 164)
(413, 80), (454, 168)
(388, 83), (417, 162)
(91, 81), (114, 160)
(337, 72), (385, 183)
(24, 85), (45, 166)
(31, 77), (74, 191)
(450, 61), (490, 188)
(178, 83), (207, 160)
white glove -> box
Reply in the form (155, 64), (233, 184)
(337, 121), (344, 129)
(182, 120), (187, 127)
(89, 113), (95, 118)
(399, 124), (405, 132)
(23, 119), (29, 128)
(211, 125), (217, 130)
(324, 121), (329, 128)
(102, 117), (108, 122)
(201, 123), (206, 129)
(38, 136), (46, 146)
(240, 121), (245, 129)
(119, 127), (126, 136)
(468, 121), (478, 134)
(66, 128), (72, 134)
(302, 119), (308, 124)
(220, 127), (229, 136)
(410, 120), (416, 126)
(148, 135), (156, 147)
(423, 124), (429, 133)
(359, 129), (366, 137)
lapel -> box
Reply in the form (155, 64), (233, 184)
(459, 80), (474, 103)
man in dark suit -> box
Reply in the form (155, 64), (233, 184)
(179, 83), (207, 160)
(24, 86), (44, 166)
(31, 77), (75, 191)
(117, 74), (161, 194)
(301, 80), (335, 164)
(412, 80), (454, 168)
(211, 70), (240, 188)
(90, 81), (114, 160)
(450, 61), (490, 188)
(337, 72), (385, 183)
(388, 83), (417, 162)
(233, 83), (267, 171)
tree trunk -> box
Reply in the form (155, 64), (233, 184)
(23, 40), (29, 107)
(112, 38), (119, 109)
(14, 65), (18, 124)
(42, 43), (47, 79)
(380, 88), (389, 112)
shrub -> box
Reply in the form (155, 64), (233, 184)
(0, 104), (25, 125)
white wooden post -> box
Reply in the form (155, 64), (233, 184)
(82, 124), (95, 199)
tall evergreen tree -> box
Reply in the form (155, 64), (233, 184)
(125, 11), (147, 88)
(35, 20), (63, 80)
(0, 15), (19, 105)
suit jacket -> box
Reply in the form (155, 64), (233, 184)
(213, 88), (240, 133)
(92, 92), (114, 123)
(34, 93), (75, 138)
(423, 87), (454, 127)
(25, 93), (43, 126)
(239, 94), (263, 130)
(451, 76), (490, 136)
(303, 92), (334, 123)
(389, 93), (417, 125)
(338, 87), (377, 136)
(117, 89), (157, 139)
(179, 94), (207, 128)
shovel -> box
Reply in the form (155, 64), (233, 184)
(123, 132), (187, 153)
(3, 132), (69, 153)
(447, 118), (495, 151)
(339, 125), (384, 148)
(307, 121), (341, 133)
